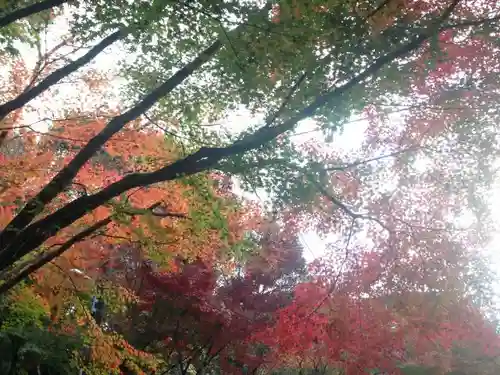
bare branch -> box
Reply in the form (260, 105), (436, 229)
(325, 146), (422, 171)
(311, 178), (391, 232)
(263, 71), (308, 128)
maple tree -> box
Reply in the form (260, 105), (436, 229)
(0, 0), (497, 275)
(256, 256), (500, 375)
(0, 26), (265, 292)
(0, 202), (305, 374)
(1, 0), (500, 374)
(0, 104), (261, 285)
(101, 221), (305, 375)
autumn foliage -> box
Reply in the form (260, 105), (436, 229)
(2, 0), (500, 374)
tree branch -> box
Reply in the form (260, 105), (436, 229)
(0, 217), (108, 295)
(308, 176), (391, 233)
(0, 0), (68, 29)
(263, 71), (308, 127)
(0, 3), (275, 254)
(0, 24), (436, 270)
(0, 30), (122, 144)
(324, 146), (422, 171)
(0, 0), (487, 273)
(364, 0), (392, 21)
(0, 34), (222, 253)
(0, 202), (162, 294)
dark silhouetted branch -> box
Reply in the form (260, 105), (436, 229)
(0, 0), (68, 28)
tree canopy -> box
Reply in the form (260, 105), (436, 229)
(1, 0), (500, 374)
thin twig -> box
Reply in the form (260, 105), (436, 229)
(324, 146), (422, 171)
(264, 72), (308, 128)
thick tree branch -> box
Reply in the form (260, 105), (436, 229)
(0, 31), (121, 123)
(0, 0), (484, 273)
(0, 0), (68, 29)
(0, 36), (222, 252)
(0, 202), (164, 294)
(0, 216), (108, 295)
(0, 30), (122, 150)
(0, 3), (275, 256)
(0, 29), (435, 270)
